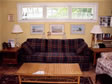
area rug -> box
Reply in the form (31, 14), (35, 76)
(0, 74), (93, 84)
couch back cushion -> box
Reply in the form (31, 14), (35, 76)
(27, 39), (46, 52)
(47, 39), (64, 52)
(64, 39), (76, 52)
(63, 39), (88, 53)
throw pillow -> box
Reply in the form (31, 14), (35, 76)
(76, 43), (87, 54)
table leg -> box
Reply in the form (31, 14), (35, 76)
(77, 76), (80, 84)
(93, 53), (96, 66)
(18, 75), (21, 84)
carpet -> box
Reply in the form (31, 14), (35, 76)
(0, 74), (93, 84)
(96, 74), (112, 84)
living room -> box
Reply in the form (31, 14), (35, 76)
(0, 0), (112, 84)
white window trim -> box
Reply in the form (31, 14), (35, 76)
(17, 3), (98, 22)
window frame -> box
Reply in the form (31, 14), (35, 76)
(17, 3), (98, 22)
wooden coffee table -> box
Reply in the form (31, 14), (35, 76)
(16, 63), (82, 84)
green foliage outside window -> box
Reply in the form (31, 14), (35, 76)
(47, 7), (68, 18)
(72, 8), (93, 19)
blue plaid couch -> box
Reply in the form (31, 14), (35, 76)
(20, 38), (91, 71)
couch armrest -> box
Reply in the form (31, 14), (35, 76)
(76, 42), (92, 57)
(21, 42), (33, 55)
(84, 48), (93, 56)
(77, 47), (92, 57)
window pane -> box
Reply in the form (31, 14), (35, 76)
(72, 8), (93, 19)
(47, 7), (68, 19)
(22, 7), (43, 20)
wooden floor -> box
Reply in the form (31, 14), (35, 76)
(0, 64), (96, 84)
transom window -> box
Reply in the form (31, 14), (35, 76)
(17, 3), (98, 22)
(47, 7), (68, 19)
(22, 7), (43, 20)
(72, 7), (93, 19)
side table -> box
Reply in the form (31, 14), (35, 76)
(0, 47), (20, 64)
(90, 48), (112, 66)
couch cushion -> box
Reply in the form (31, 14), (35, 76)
(64, 53), (89, 63)
(45, 52), (89, 63)
(46, 52), (77, 63)
(27, 39), (46, 52)
(63, 39), (77, 52)
(46, 52), (65, 62)
(22, 52), (46, 62)
(48, 39), (64, 52)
